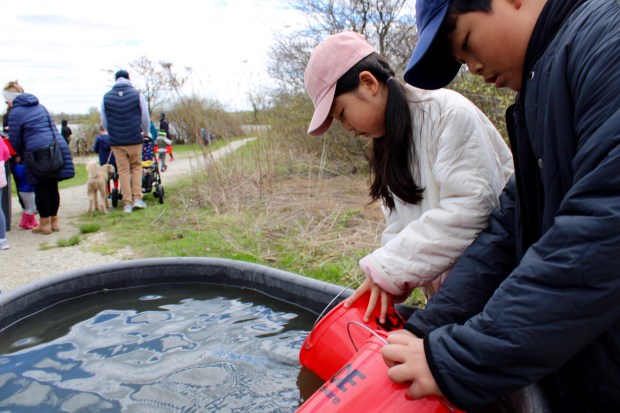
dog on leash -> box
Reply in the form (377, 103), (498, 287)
(87, 160), (115, 213)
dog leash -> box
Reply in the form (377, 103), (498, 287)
(105, 150), (113, 165)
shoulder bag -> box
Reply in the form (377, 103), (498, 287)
(23, 108), (64, 180)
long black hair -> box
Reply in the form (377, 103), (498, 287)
(335, 53), (423, 210)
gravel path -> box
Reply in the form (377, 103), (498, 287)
(0, 139), (255, 293)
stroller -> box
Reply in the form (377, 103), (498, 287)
(110, 138), (164, 207)
(103, 153), (121, 209)
(141, 138), (164, 204)
(108, 169), (121, 208)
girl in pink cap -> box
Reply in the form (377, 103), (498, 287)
(304, 31), (514, 322)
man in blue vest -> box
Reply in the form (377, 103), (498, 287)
(101, 70), (151, 213)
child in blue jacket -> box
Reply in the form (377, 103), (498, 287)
(13, 161), (38, 229)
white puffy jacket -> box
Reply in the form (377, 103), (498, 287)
(361, 86), (514, 299)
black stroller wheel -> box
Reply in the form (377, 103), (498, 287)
(156, 184), (164, 204)
(111, 188), (120, 208)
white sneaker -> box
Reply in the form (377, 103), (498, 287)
(123, 205), (133, 213)
(0, 239), (9, 250)
(133, 200), (147, 209)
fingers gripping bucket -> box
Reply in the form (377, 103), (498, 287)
(298, 328), (462, 413)
(299, 291), (405, 381)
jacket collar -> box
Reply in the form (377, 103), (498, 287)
(113, 78), (133, 89)
(521, 0), (587, 89)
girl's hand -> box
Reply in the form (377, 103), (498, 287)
(382, 330), (442, 399)
(343, 276), (393, 323)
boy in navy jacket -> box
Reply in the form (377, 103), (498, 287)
(382, 0), (620, 411)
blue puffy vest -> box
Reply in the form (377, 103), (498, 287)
(103, 83), (143, 146)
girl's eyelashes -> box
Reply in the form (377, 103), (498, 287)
(462, 34), (469, 51)
(329, 106), (343, 121)
(333, 108), (344, 122)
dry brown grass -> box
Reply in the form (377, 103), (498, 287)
(103, 136), (426, 306)
(169, 137), (386, 285)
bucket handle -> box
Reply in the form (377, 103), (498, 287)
(304, 277), (364, 348)
(346, 320), (389, 351)
(347, 321), (456, 413)
(439, 397), (456, 413)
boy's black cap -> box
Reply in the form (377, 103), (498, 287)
(115, 69), (130, 80)
(404, 0), (462, 89)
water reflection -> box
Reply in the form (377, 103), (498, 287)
(0, 285), (318, 412)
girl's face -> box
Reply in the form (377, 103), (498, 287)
(447, 0), (536, 92)
(330, 71), (386, 139)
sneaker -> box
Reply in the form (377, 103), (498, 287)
(0, 239), (9, 250)
(133, 200), (147, 209)
(123, 205), (133, 213)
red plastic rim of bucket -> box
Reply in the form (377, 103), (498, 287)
(299, 291), (405, 381)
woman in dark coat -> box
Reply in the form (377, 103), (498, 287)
(3, 81), (74, 234)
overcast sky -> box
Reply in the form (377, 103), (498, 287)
(1, 0), (303, 115)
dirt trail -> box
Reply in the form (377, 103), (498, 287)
(0, 138), (255, 293)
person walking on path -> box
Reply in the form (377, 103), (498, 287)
(4, 80), (74, 235)
(60, 119), (72, 146)
(150, 120), (158, 145)
(101, 70), (151, 213)
(93, 125), (115, 167)
(159, 112), (174, 161)
(156, 129), (172, 172)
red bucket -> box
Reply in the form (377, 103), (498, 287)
(297, 331), (463, 413)
(299, 291), (405, 381)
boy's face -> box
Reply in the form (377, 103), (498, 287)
(447, 0), (536, 92)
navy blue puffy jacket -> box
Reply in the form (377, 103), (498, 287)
(407, 0), (620, 411)
(8, 93), (75, 185)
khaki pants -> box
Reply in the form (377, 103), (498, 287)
(111, 144), (143, 206)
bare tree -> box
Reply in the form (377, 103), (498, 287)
(128, 56), (188, 114)
(268, 0), (417, 91)
(265, 0), (417, 168)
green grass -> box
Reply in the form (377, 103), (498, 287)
(77, 180), (365, 288)
(57, 235), (81, 247)
(79, 223), (100, 234)
(39, 234), (81, 250)
(74, 136), (428, 308)
(80, 137), (349, 279)
(59, 162), (88, 189)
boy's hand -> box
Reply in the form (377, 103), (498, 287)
(382, 329), (442, 399)
(343, 276), (392, 323)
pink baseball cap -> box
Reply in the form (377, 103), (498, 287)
(304, 31), (375, 136)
